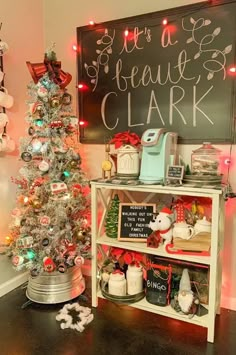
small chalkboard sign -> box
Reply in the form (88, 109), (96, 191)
(118, 203), (155, 242)
(166, 165), (184, 185)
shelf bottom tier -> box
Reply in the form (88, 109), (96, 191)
(97, 290), (209, 328)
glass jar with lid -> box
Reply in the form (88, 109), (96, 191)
(191, 142), (221, 176)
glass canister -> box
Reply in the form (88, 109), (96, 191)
(108, 270), (126, 296)
(191, 142), (221, 176)
(126, 264), (143, 295)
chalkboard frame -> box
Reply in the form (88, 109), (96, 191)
(77, 0), (236, 144)
(166, 165), (184, 180)
(118, 203), (156, 242)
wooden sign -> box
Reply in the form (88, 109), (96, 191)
(118, 203), (155, 242)
(77, 1), (236, 144)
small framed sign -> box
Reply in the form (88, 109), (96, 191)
(118, 203), (156, 242)
(166, 165), (184, 186)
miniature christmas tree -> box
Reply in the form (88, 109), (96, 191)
(105, 194), (120, 238)
(7, 47), (91, 278)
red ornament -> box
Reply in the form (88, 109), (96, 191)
(49, 120), (64, 129)
(39, 215), (51, 226)
(43, 257), (56, 272)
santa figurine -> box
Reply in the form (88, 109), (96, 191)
(171, 268), (200, 318)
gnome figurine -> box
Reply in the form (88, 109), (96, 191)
(171, 268), (200, 318)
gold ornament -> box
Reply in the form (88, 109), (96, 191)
(50, 96), (61, 108)
(32, 199), (42, 209)
(76, 229), (87, 242)
(69, 160), (78, 168)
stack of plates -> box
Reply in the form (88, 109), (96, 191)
(183, 174), (223, 187)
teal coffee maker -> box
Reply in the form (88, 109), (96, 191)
(139, 128), (178, 184)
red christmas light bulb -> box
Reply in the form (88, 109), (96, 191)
(89, 20), (95, 25)
(124, 29), (129, 37)
(72, 44), (77, 51)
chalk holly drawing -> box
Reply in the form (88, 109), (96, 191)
(84, 29), (115, 91)
(182, 17), (232, 80)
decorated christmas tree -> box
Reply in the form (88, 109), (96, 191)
(7, 47), (91, 281)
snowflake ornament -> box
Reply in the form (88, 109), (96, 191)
(56, 302), (93, 332)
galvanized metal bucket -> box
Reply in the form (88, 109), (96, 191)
(26, 265), (85, 304)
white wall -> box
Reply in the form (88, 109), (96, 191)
(0, 0), (44, 242)
(0, 0), (235, 310)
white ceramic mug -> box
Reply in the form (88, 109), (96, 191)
(0, 87), (14, 109)
(0, 134), (15, 152)
(173, 222), (194, 240)
(0, 112), (9, 129)
(0, 41), (9, 55)
(0, 70), (4, 84)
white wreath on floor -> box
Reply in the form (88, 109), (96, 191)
(56, 302), (94, 332)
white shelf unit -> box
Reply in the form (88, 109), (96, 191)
(90, 181), (225, 343)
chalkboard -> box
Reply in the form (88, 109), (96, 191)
(77, 0), (236, 144)
(118, 203), (155, 241)
(166, 165), (184, 179)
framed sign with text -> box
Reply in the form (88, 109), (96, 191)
(77, 1), (236, 144)
(118, 203), (155, 242)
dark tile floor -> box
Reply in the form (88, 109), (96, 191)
(0, 278), (235, 355)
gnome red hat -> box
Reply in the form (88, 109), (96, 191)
(159, 207), (172, 216)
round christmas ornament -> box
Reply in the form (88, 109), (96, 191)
(28, 126), (35, 136)
(39, 215), (51, 226)
(74, 255), (84, 267)
(31, 199), (42, 210)
(31, 102), (44, 117)
(21, 151), (32, 162)
(34, 118), (44, 127)
(62, 92), (72, 105)
(58, 262), (67, 273)
(11, 208), (21, 217)
(32, 139), (42, 153)
(42, 237), (50, 247)
(43, 257), (56, 272)
(37, 86), (48, 99)
(50, 96), (61, 108)
(69, 159), (78, 168)
(38, 160), (50, 172)
(30, 268), (40, 278)
(12, 255), (24, 267)
(20, 218), (27, 226)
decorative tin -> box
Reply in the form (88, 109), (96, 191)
(26, 265), (85, 304)
(117, 145), (140, 179)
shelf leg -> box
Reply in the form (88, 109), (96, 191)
(91, 184), (98, 307)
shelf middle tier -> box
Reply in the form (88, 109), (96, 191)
(96, 235), (211, 265)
